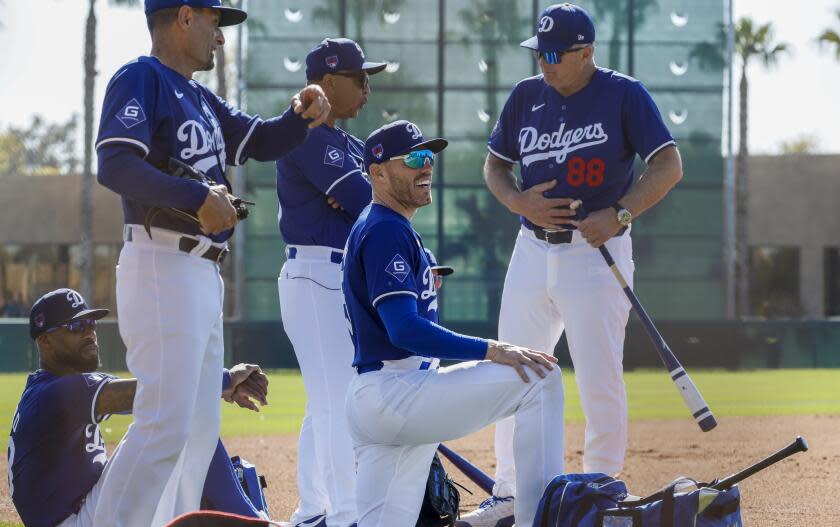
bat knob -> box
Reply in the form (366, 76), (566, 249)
(794, 436), (809, 452)
(698, 415), (718, 432)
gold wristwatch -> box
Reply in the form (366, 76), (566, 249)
(611, 203), (633, 226)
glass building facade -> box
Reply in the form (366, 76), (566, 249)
(241, 0), (725, 325)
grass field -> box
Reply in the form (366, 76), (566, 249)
(1, 368), (839, 449)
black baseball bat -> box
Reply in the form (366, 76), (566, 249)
(437, 444), (495, 495)
(711, 436), (808, 490)
(574, 202), (717, 432)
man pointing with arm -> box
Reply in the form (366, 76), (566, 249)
(93, 2), (329, 525)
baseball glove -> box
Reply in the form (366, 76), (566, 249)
(416, 452), (463, 527)
(144, 157), (254, 238)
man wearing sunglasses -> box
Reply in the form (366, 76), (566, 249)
(341, 120), (565, 527)
(7, 288), (273, 527)
(471, 4), (684, 525)
(275, 37), (386, 527)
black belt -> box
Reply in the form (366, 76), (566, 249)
(178, 238), (229, 263)
(529, 226), (627, 245)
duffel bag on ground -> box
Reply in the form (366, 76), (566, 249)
(533, 473), (742, 527)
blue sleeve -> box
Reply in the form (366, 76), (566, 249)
(362, 222), (422, 308)
(52, 373), (115, 425)
(287, 134), (372, 217)
(96, 61), (158, 158)
(97, 144), (210, 210)
(203, 91), (310, 165)
(222, 369), (231, 392)
(377, 295), (488, 360)
(488, 85), (522, 164)
(621, 80), (676, 163)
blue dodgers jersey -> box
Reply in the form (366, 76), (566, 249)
(96, 56), (260, 242)
(342, 204), (438, 369)
(8, 371), (114, 527)
(276, 125), (371, 249)
(488, 68), (675, 229)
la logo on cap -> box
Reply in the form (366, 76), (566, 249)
(538, 15), (554, 32)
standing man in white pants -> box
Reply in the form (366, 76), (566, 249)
(342, 120), (565, 527)
(276, 38), (385, 527)
(93, 1), (329, 525)
(460, 4), (684, 526)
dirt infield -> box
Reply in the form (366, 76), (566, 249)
(1, 415), (837, 525)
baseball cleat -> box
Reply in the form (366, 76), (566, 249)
(294, 514), (327, 527)
(456, 495), (514, 527)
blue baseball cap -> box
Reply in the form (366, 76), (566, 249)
(144, 0), (247, 27)
(520, 3), (595, 53)
(364, 120), (448, 173)
(29, 288), (109, 340)
(305, 38), (387, 81)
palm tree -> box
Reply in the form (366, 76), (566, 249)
(80, 0), (139, 303)
(732, 18), (788, 317)
(817, 8), (840, 60)
(690, 19), (789, 317)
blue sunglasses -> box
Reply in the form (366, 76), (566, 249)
(390, 149), (435, 169)
(45, 318), (96, 334)
(538, 46), (589, 65)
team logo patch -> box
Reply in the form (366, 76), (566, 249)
(405, 123), (422, 140)
(324, 145), (345, 168)
(33, 313), (45, 328)
(385, 254), (410, 282)
(84, 372), (106, 387)
(372, 144), (384, 159)
(116, 98), (147, 129)
(538, 15), (554, 33)
(326, 55), (339, 68)
(66, 290), (85, 308)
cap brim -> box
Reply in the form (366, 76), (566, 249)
(404, 138), (448, 155)
(70, 308), (110, 322)
(431, 265), (454, 277)
(520, 35), (539, 50)
(217, 6), (248, 27)
(519, 35), (575, 53)
(362, 62), (388, 75)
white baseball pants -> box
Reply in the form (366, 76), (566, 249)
(278, 246), (358, 527)
(93, 226), (225, 527)
(493, 226), (633, 498)
(346, 356), (565, 527)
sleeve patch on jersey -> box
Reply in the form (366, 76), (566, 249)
(385, 253), (410, 283)
(116, 98), (147, 129)
(324, 145), (345, 168)
(83, 372), (108, 387)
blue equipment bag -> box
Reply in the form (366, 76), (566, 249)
(533, 473), (742, 527)
(232, 456), (270, 516)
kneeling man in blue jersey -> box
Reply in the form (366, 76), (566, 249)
(7, 289), (271, 527)
(341, 120), (566, 527)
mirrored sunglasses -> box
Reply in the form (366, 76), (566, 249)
(537, 46), (588, 65)
(390, 149), (435, 169)
(45, 318), (96, 334)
